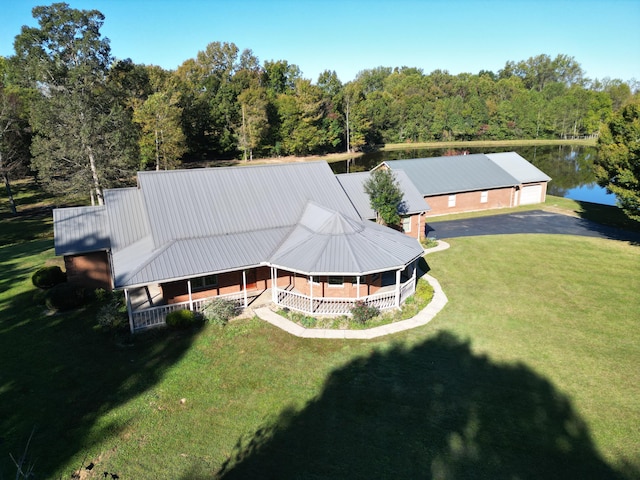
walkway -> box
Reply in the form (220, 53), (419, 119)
(254, 242), (450, 339)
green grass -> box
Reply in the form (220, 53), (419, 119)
(1, 179), (639, 479)
(1, 232), (638, 478)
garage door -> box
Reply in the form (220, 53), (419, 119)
(520, 184), (543, 205)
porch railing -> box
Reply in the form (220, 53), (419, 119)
(274, 276), (416, 316)
(130, 290), (257, 332)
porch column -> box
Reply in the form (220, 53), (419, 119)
(309, 275), (314, 313)
(356, 275), (361, 299)
(271, 267), (277, 303)
(187, 279), (193, 310)
(241, 270), (247, 308)
(125, 288), (134, 333)
(395, 269), (401, 307)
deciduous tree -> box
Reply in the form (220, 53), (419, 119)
(363, 168), (405, 226)
(595, 102), (640, 221)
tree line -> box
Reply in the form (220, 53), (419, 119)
(1, 3), (638, 207)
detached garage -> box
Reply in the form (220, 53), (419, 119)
(486, 152), (551, 206)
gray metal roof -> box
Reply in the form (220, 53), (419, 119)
(336, 170), (430, 220)
(137, 161), (358, 248)
(485, 152), (552, 183)
(89, 161), (422, 288)
(384, 154), (521, 196)
(53, 206), (110, 255)
(269, 203), (424, 275)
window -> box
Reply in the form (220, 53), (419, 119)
(480, 191), (488, 203)
(402, 216), (411, 232)
(448, 195), (456, 207)
(328, 276), (344, 287)
(192, 274), (218, 291)
(351, 276), (365, 285)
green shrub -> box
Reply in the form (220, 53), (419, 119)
(44, 282), (87, 311)
(202, 298), (239, 326)
(32, 266), (67, 289)
(350, 301), (379, 325)
(97, 293), (128, 331)
(166, 309), (202, 329)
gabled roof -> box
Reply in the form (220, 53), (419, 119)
(53, 161), (423, 289)
(336, 170), (429, 220)
(486, 152), (552, 183)
(383, 154), (521, 196)
(53, 206), (110, 256)
(137, 161), (357, 248)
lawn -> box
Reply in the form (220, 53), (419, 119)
(1, 230), (638, 479)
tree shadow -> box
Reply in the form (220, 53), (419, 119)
(0, 242), (200, 477)
(199, 332), (629, 480)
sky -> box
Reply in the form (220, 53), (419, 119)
(1, 0), (639, 84)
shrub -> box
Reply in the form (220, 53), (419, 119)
(32, 266), (66, 289)
(97, 293), (128, 331)
(202, 298), (239, 326)
(166, 309), (201, 329)
(44, 282), (87, 311)
(350, 301), (379, 325)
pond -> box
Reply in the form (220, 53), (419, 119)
(330, 145), (618, 207)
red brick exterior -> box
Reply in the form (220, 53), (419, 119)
(64, 252), (112, 290)
(424, 187), (514, 216)
(293, 273), (383, 297)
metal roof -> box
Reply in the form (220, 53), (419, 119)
(485, 152), (552, 183)
(54, 161), (425, 288)
(137, 161), (358, 248)
(269, 203), (424, 275)
(384, 154), (521, 196)
(336, 170), (430, 220)
(53, 206), (110, 255)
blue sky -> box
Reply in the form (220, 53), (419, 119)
(1, 0), (639, 83)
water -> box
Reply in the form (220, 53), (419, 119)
(331, 145), (618, 207)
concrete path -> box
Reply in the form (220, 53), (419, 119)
(426, 210), (640, 243)
(254, 242), (450, 339)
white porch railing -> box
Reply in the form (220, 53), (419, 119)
(130, 290), (256, 332)
(275, 277), (416, 316)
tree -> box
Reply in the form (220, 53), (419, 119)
(13, 3), (137, 204)
(0, 58), (31, 215)
(594, 102), (640, 221)
(363, 168), (405, 226)
(133, 91), (186, 170)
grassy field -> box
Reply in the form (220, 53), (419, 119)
(1, 177), (639, 478)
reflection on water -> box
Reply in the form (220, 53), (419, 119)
(332, 145), (617, 206)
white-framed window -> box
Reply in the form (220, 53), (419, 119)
(480, 191), (488, 203)
(328, 276), (344, 287)
(448, 194), (456, 207)
(402, 216), (412, 232)
(192, 274), (218, 291)
(309, 276), (320, 285)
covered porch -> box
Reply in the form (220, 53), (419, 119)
(124, 261), (418, 333)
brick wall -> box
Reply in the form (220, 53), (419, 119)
(64, 252), (112, 290)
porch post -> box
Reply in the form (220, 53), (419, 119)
(356, 275), (361, 299)
(395, 269), (401, 307)
(271, 267), (277, 303)
(242, 270), (248, 308)
(125, 288), (134, 333)
(417, 213), (422, 240)
(309, 275), (314, 313)
(187, 279), (193, 310)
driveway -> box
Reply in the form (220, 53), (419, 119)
(425, 210), (640, 243)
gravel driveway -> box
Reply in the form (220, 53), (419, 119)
(425, 210), (640, 243)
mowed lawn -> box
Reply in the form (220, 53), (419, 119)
(1, 232), (638, 478)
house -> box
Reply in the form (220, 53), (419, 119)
(381, 152), (551, 217)
(336, 170), (430, 239)
(53, 161), (425, 332)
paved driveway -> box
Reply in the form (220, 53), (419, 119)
(426, 210), (640, 243)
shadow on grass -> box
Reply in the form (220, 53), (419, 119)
(192, 332), (632, 480)
(0, 244), (200, 477)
